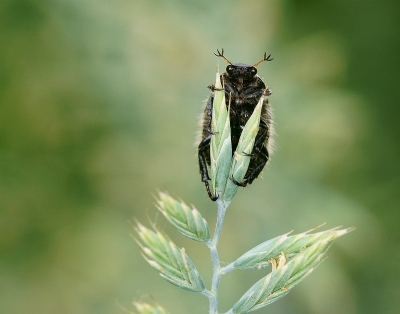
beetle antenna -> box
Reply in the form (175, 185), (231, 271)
(214, 48), (232, 65)
(253, 52), (274, 67)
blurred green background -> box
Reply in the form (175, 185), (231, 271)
(1, 0), (399, 313)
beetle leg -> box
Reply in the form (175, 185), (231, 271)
(198, 135), (212, 182)
(230, 175), (248, 187)
(198, 136), (218, 201)
(206, 181), (218, 201)
(240, 88), (265, 103)
(208, 84), (224, 92)
(253, 121), (269, 150)
(238, 78), (269, 104)
(244, 145), (269, 185)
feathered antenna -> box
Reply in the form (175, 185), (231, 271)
(253, 52), (274, 67)
(214, 48), (232, 65)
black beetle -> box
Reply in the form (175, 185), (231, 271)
(198, 49), (274, 201)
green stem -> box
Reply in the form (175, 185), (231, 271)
(207, 198), (229, 314)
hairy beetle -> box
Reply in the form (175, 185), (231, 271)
(198, 49), (274, 201)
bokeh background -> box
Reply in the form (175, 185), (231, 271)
(1, 0), (399, 313)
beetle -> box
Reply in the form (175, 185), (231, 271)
(198, 49), (274, 201)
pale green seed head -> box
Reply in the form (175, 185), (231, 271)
(231, 226), (354, 313)
(233, 226), (354, 270)
(133, 222), (206, 292)
(156, 192), (210, 242)
(210, 70), (232, 200)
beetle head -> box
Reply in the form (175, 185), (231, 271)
(226, 64), (257, 81)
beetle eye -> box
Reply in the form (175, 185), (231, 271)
(226, 65), (234, 74)
(251, 67), (257, 75)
